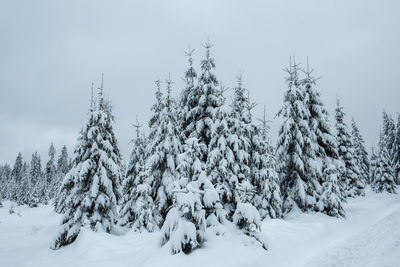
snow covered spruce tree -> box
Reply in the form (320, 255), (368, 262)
(0, 164), (11, 200)
(10, 152), (24, 202)
(382, 111), (396, 161)
(119, 118), (161, 231)
(44, 143), (57, 201)
(161, 137), (225, 254)
(18, 162), (31, 205)
(52, 82), (122, 249)
(228, 76), (253, 214)
(179, 47), (198, 140)
(230, 76), (282, 220)
(0, 164), (11, 199)
(161, 42), (229, 254)
(372, 135), (397, 193)
(351, 118), (370, 183)
(392, 114), (400, 184)
(335, 99), (365, 197)
(54, 145), (70, 212)
(276, 61), (319, 213)
(29, 151), (44, 206)
(381, 111), (400, 184)
(250, 106), (282, 219)
(230, 82), (269, 246)
(206, 85), (237, 214)
(302, 64), (344, 217)
(369, 146), (378, 184)
(184, 40), (221, 156)
(145, 77), (183, 225)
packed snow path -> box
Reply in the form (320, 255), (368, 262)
(0, 190), (399, 267)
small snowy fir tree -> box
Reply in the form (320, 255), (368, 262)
(251, 106), (282, 219)
(233, 180), (268, 249)
(372, 136), (397, 193)
(369, 146), (378, 185)
(318, 159), (345, 217)
(161, 137), (225, 254)
(44, 143), (57, 201)
(146, 77), (183, 223)
(10, 152), (24, 202)
(54, 145), (70, 212)
(226, 75), (253, 217)
(206, 85), (236, 215)
(0, 164), (12, 200)
(18, 162), (31, 205)
(382, 111), (396, 162)
(52, 81), (122, 249)
(276, 60), (319, 213)
(392, 114), (400, 184)
(29, 151), (44, 207)
(351, 118), (370, 183)
(119, 119), (161, 231)
(301, 63), (344, 217)
(335, 99), (365, 197)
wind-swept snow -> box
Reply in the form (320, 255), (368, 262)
(0, 190), (399, 267)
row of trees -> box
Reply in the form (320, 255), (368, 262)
(0, 145), (70, 207)
(0, 42), (398, 254)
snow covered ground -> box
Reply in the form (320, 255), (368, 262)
(0, 189), (399, 267)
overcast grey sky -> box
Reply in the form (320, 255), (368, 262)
(0, 0), (399, 165)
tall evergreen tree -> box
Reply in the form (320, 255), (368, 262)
(146, 77), (183, 222)
(369, 146), (378, 185)
(10, 153), (24, 201)
(372, 136), (397, 193)
(44, 143), (57, 201)
(161, 137), (225, 254)
(302, 63), (344, 217)
(382, 111), (396, 162)
(57, 145), (70, 175)
(29, 151), (44, 206)
(54, 145), (70, 212)
(351, 118), (370, 183)
(392, 114), (400, 184)
(251, 107), (282, 219)
(185, 40), (221, 158)
(52, 82), (122, 249)
(335, 100), (365, 197)
(0, 164), (11, 200)
(276, 61), (318, 213)
(18, 162), (31, 205)
(180, 47), (198, 140)
(119, 119), (161, 231)
(206, 86), (236, 215)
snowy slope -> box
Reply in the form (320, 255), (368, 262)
(0, 190), (399, 267)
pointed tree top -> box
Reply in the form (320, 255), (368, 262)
(236, 71), (243, 86)
(185, 44), (195, 58)
(203, 36), (214, 50)
(336, 96), (342, 107)
(155, 77), (161, 91)
(90, 82), (95, 111)
(132, 115), (143, 138)
(98, 73), (104, 98)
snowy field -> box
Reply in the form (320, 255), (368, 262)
(0, 189), (399, 267)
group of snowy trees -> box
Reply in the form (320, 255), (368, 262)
(369, 112), (400, 193)
(0, 145), (71, 207)
(0, 42), (398, 254)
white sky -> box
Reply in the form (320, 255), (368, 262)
(1, 0), (399, 165)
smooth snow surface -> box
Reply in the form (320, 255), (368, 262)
(1, 189), (399, 267)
